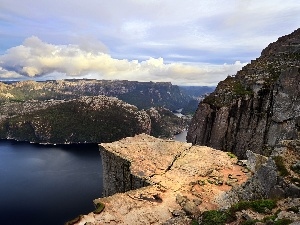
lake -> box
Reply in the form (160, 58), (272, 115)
(0, 132), (186, 225)
(173, 130), (187, 142)
(0, 140), (103, 225)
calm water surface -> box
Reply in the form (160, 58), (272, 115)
(0, 140), (102, 225)
(173, 130), (187, 142)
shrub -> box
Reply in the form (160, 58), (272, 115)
(201, 210), (229, 225)
(93, 202), (105, 214)
(229, 199), (277, 214)
(191, 219), (199, 225)
(250, 199), (277, 213)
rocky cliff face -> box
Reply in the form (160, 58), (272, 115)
(0, 96), (151, 144)
(187, 28), (300, 158)
(72, 134), (250, 225)
(71, 134), (300, 224)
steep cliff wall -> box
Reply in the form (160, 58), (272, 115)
(100, 146), (150, 197)
(187, 28), (300, 158)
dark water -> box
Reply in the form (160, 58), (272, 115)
(0, 140), (103, 225)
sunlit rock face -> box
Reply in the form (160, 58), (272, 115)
(187, 28), (300, 158)
(73, 134), (249, 225)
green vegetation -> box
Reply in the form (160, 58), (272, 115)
(93, 202), (105, 214)
(191, 219), (199, 225)
(229, 199), (277, 214)
(232, 81), (253, 96)
(199, 199), (278, 225)
(202, 94), (225, 109)
(0, 98), (149, 144)
(273, 156), (290, 177)
(274, 219), (293, 225)
(266, 64), (281, 85)
(227, 152), (237, 158)
(202, 77), (253, 109)
(64, 215), (83, 225)
(201, 210), (229, 225)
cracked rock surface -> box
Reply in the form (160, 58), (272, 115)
(74, 134), (249, 225)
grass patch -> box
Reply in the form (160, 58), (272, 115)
(199, 199), (296, 225)
(273, 156), (290, 177)
(93, 202), (105, 214)
(230, 199), (277, 214)
(201, 210), (229, 225)
(227, 152), (237, 158)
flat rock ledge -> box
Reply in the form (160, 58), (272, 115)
(73, 134), (249, 225)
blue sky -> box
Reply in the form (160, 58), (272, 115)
(0, 0), (299, 85)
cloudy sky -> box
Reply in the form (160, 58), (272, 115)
(0, 0), (299, 85)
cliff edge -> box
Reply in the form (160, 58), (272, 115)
(187, 28), (300, 158)
(71, 134), (250, 224)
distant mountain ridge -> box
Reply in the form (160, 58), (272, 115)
(0, 79), (216, 114)
(0, 79), (189, 111)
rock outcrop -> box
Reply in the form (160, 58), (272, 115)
(0, 96), (151, 144)
(72, 134), (250, 225)
(187, 28), (300, 158)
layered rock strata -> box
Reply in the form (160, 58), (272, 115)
(74, 134), (249, 225)
(187, 28), (300, 158)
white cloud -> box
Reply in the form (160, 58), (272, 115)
(0, 37), (246, 85)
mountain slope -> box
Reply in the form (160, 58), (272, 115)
(187, 28), (300, 158)
(0, 96), (151, 144)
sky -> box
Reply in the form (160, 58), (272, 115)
(0, 0), (299, 86)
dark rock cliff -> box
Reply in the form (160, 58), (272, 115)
(187, 28), (300, 158)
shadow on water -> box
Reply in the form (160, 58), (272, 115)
(0, 140), (103, 225)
